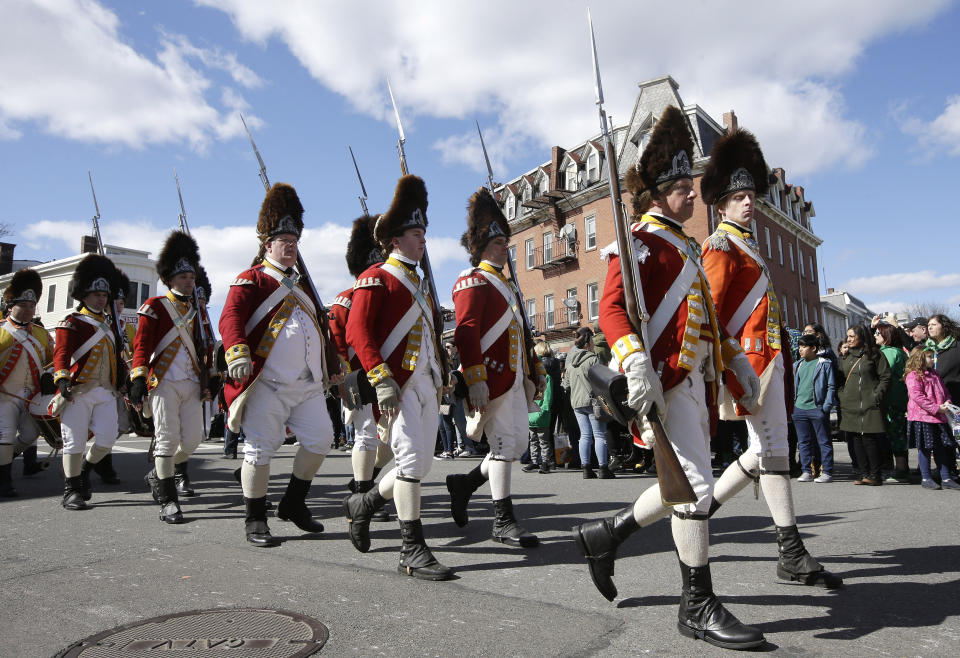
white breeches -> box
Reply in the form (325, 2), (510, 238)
(0, 392), (38, 447)
(60, 385), (118, 455)
(150, 378), (204, 459)
(241, 376), (334, 466)
(744, 353), (788, 458)
(386, 367), (439, 480)
(351, 404), (379, 452)
(482, 372), (528, 461)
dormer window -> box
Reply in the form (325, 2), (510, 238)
(566, 162), (578, 191)
(587, 151), (599, 182)
(505, 192), (515, 220)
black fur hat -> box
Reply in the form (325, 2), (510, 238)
(374, 175), (428, 249)
(70, 254), (120, 302)
(3, 269), (42, 305)
(257, 182), (304, 242)
(114, 270), (134, 303)
(460, 187), (511, 267)
(700, 129), (770, 205)
(195, 264), (211, 302)
(156, 231), (200, 285)
(626, 106), (694, 216)
(345, 215), (382, 278)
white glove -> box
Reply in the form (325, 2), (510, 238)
(622, 352), (665, 417)
(375, 377), (401, 414)
(469, 380), (490, 411)
(227, 355), (252, 383)
(637, 415), (657, 450)
(728, 352), (761, 411)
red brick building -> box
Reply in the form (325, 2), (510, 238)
(498, 76), (823, 350)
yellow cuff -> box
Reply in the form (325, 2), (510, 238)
(367, 363), (393, 386)
(53, 369), (70, 383)
(129, 366), (148, 380)
(720, 337), (743, 367)
(339, 355), (352, 374)
(462, 364), (487, 387)
(611, 334), (645, 363)
(224, 343), (250, 364)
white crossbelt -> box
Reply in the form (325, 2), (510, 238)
(245, 267), (316, 335)
(7, 324), (45, 372)
(154, 298), (199, 368)
(638, 224), (703, 348)
(70, 314), (114, 366)
(721, 231), (770, 337)
(475, 269), (524, 353)
(378, 262), (434, 360)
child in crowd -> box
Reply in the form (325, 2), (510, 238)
(904, 347), (959, 490)
(793, 334), (837, 482)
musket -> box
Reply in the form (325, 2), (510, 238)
(87, 172), (129, 391)
(476, 120), (540, 386)
(349, 146), (369, 216)
(587, 11), (695, 505)
(385, 82), (451, 377)
(173, 170), (213, 439)
(238, 113), (343, 381)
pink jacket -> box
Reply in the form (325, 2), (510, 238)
(906, 370), (951, 423)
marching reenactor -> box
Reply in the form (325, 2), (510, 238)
(129, 232), (215, 524)
(0, 269), (55, 497)
(699, 129), (842, 588)
(329, 215), (393, 513)
(570, 106), (765, 649)
(53, 254), (124, 511)
(342, 175), (452, 581)
(445, 187), (543, 548)
(219, 182), (338, 547)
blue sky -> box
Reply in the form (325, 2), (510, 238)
(2, 0), (958, 325)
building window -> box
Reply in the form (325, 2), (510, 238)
(525, 238), (534, 270)
(522, 186), (531, 214)
(800, 248), (805, 276)
(544, 294), (555, 330)
(543, 231), (554, 263)
(566, 287), (578, 325)
(566, 163), (578, 191)
(809, 255), (815, 283)
(46, 284), (56, 313)
(788, 243), (795, 272)
(66, 289), (72, 309)
(764, 227), (771, 258)
(813, 307), (819, 323)
(508, 245), (517, 271)
(526, 298), (536, 328)
(777, 235), (783, 266)
(587, 151), (599, 182)
(793, 300), (799, 328)
(584, 215), (597, 250)
(804, 303), (810, 324)
(140, 282), (150, 306)
(506, 194), (515, 220)
(781, 295), (788, 326)
(587, 282), (599, 321)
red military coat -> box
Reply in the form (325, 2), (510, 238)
(346, 256), (438, 392)
(53, 308), (119, 389)
(219, 260), (322, 415)
(452, 261), (540, 407)
(130, 291), (211, 389)
(328, 287), (362, 373)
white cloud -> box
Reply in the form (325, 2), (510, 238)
(902, 94), (960, 157)
(844, 270), (960, 296)
(199, 0), (949, 177)
(0, 0), (260, 149)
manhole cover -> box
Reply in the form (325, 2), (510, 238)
(55, 607), (328, 657)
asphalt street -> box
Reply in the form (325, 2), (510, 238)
(1, 436), (958, 657)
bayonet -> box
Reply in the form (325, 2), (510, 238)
(349, 146), (369, 216)
(476, 120), (497, 194)
(174, 168), (189, 234)
(240, 113), (270, 191)
(387, 80), (409, 175)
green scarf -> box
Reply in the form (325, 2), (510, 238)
(926, 335), (956, 353)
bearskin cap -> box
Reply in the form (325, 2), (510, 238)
(2, 269), (42, 306)
(156, 231), (200, 284)
(374, 175), (428, 248)
(461, 187), (511, 267)
(114, 270), (134, 302)
(70, 254), (120, 302)
(345, 215), (382, 278)
(257, 182), (304, 243)
(195, 264), (211, 302)
(626, 106), (695, 212)
(700, 129), (770, 205)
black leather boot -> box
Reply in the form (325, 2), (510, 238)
(62, 476), (89, 510)
(446, 463), (487, 527)
(776, 525), (843, 588)
(356, 479), (391, 522)
(342, 485), (387, 553)
(244, 496), (280, 547)
(491, 497), (538, 548)
(397, 519), (453, 581)
(79, 458), (93, 501)
(598, 465), (616, 479)
(157, 476), (184, 524)
(144, 467), (160, 503)
(93, 453), (121, 484)
(174, 461), (196, 497)
(676, 559), (765, 649)
(277, 476), (324, 533)
(0, 463), (17, 497)
(571, 505), (640, 601)
(21, 445), (43, 476)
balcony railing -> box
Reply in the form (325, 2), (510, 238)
(531, 238), (578, 270)
(527, 311), (581, 335)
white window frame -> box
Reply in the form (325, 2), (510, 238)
(809, 255), (815, 283)
(526, 298), (536, 328)
(47, 284), (56, 313)
(566, 287), (578, 325)
(522, 185), (531, 214)
(587, 151), (599, 182)
(804, 303), (809, 325)
(506, 193), (515, 220)
(525, 238), (534, 270)
(544, 294), (555, 330)
(793, 300), (799, 328)
(800, 247), (805, 276)
(764, 226), (771, 258)
(508, 245), (517, 271)
(566, 162), (578, 191)
(584, 215), (597, 250)
(587, 282), (600, 321)
(788, 243), (795, 272)
(777, 235), (783, 266)
(543, 231), (554, 263)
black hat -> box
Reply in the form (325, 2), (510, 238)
(345, 215), (382, 278)
(114, 270), (134, 302)
(903, 316), (927, 330)
(626, 106), (694, 209)
(3, 269), (42, 306)
(70, 254), (120, 301)
(195, 264), (211, 302)
(157, 231), (200, 284)
(257, 182), (304, 242)
(460, 187), (511, 267)
(374, 175), (428, 248)
(700, 129), (770, 205)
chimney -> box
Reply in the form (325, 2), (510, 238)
(551, 146), (563, 191)
(0, 242), (14, 276)
(722, 110), (738, 133)
(81, 235), (98, 254)
(827, 288), (835, 294)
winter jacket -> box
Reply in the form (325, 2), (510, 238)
(879, 345), (908, 413)
(838, 347), (891, 435)
(793, 356), (837, 413)
(905, 370), (951, 424)
(932, 341), (960, 404)
(562, 345), (600, 409)
(529, 373), (555, 429)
